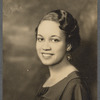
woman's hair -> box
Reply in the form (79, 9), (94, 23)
(35, 9), (80, 52)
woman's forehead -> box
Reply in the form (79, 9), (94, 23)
(38, 20), (59, 30)
(37, 21), (65, 37)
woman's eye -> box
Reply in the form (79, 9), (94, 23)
(37, 38), (44, 42)
(51, 39), (60, 42)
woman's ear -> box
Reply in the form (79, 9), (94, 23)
(66, 44), (72, 51)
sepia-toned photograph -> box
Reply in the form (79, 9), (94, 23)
(3, 0), (97, 100)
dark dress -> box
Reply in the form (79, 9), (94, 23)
(36, 71), (91, 100)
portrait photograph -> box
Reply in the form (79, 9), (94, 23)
(2, 0), (97, 100)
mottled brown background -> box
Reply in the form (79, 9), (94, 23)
(3, 0), (97, 100)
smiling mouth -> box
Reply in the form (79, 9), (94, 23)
(41, 53), (54, 58)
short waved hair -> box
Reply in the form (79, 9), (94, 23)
(35, 9), (80, 52)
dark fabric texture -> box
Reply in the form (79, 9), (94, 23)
(36, 71), (91, 100)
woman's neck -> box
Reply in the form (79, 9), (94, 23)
(48, 57), (78, 79)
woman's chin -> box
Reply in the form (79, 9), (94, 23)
(41, 59), (62, 66)
(41, 61), (53, 66)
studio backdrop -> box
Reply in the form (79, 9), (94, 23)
(3, 0), (97, 100)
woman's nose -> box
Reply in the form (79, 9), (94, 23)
(42, 42), (51, 51)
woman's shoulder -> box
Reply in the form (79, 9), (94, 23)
(60, 71), (91, 100)
(66, 76), (89, 91)
(65, 71), (88, 89)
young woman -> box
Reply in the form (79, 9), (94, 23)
(35, 9), (90, 100)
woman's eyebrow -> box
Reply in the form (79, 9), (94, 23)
(51, 35), (60, 38)
(51, 35), (61, 39)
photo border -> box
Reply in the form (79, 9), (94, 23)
(0, 0), (99, 100)
(0, 0), (2, 100)
(98, 0), (100, 99)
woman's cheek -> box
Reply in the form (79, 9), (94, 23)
(36, 43), (40, 52)
(37, 43), (44, 54)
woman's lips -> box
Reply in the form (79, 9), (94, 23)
(41, 53), (54, 59)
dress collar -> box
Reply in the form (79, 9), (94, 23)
(41, 71), (80, 100)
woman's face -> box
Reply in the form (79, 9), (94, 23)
(36, 21), (67, 66)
